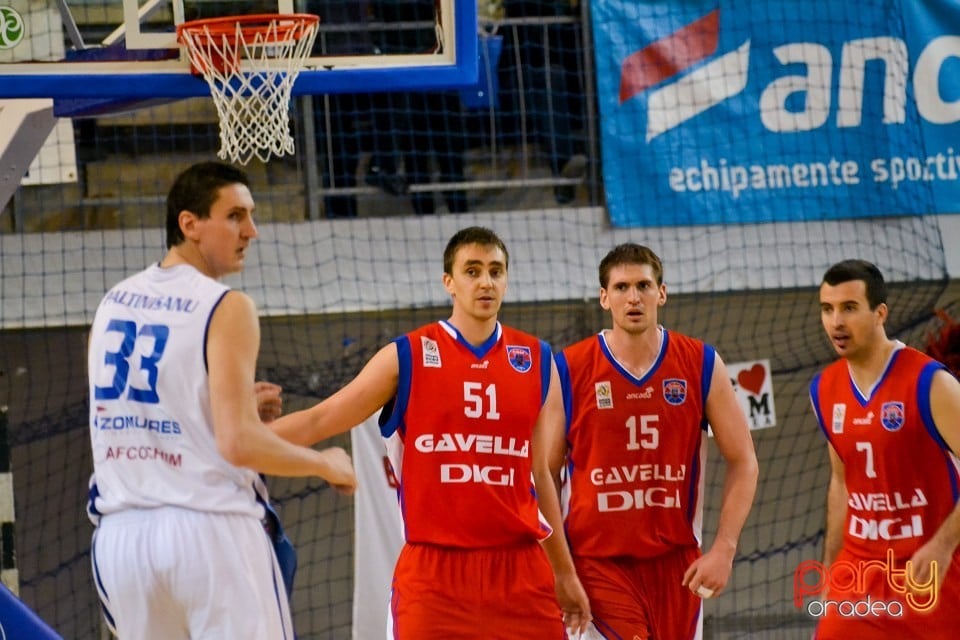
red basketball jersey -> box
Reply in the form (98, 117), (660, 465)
(810, 345), (960, 560)
(557, 330), (713, 559)
(380, 320), (552, 548)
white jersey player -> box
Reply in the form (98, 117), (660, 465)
(87, 161), (356, 640)
(88, 264), (263, 518)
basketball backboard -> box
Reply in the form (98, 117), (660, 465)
(0, 0), (478, 100)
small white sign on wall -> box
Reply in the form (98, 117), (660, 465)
(727, 358), (777, 431)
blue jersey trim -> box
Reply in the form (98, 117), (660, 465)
(91, 531), (117, 634)
(809, 373), (832, 445)
(555, 350), (573, 436)
(686, 443), (701, 525)
(442, 319), (501, 359)
(203, 289), (230, 373)
(917, 361), (959, 501)
(87, 480), (103, 521)
(380, 337), (411, 438)
(701, 345), (716, 431)
(918, 361), (947, 447)
(598, 330), (669, 385)
(538, 339), (552, 407)
(850, 348), (904, 407)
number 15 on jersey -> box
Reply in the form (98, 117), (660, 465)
(626, 414), (660, 450)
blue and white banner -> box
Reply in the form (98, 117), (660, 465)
(591, 0), (960, 226)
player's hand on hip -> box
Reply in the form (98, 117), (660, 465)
(318, 446), (358, 496)
(255, 381), (283, 423)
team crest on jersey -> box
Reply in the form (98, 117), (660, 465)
(594, 381), (613, 409)
(880, 402), (905, 432)
(421, 336), (441, 368)
(662, 379), (687, 405)
(506, 345), (532, 373)
(832, 404), (846, 433)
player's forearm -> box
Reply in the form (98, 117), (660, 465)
(711, 455), (759, 554)
(271, 400), (364, 446)
(926, 501), (960, 557)
(823, 477), (846, 565)
(534, 468), (578, 575)
(270, 404), (334, 446)
(219, 417), (338, 478)
(541, 528), (579, 578)
(246, 443), (339, 480)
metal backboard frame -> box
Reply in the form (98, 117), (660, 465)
(0, 0), (478, 99)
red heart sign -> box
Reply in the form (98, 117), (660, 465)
(737, 364), (766, 395)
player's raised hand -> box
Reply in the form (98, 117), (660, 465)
(318, 446), (358, 496)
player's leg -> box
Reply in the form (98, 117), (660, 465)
(389, 543), (478, 639)
(91, 510), (189, 639)
(389, 543), (564, 639)
(573, 555), (653, 639)
(176, 510), (293, 640)
(644, 547), (703, 640)
(482, 542), (565, 637)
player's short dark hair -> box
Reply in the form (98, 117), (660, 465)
(598, 243), (664, 288)
(443, 227), (509, 275)
(166, 161), (250, 248)
(821, 259), (888, 309)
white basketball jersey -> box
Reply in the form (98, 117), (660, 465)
(87, 263), (263, 521)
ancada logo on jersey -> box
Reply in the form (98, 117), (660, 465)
(506, 345), (532, 373)
(617, 3), (960, 141)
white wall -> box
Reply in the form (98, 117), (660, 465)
(1, 210), (956, 328)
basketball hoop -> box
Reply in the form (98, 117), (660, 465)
(177, 14), (319, 165)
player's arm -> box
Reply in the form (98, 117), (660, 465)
(533, 358), (591, 634)
(682, 354), (759, 598)
(269, 342), (401, 446)
(823, 444), (846, 567)
(909, 368), (960, 585)
(207, 290), (356, 492)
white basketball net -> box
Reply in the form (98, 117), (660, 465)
(178, 16), (318, 165)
